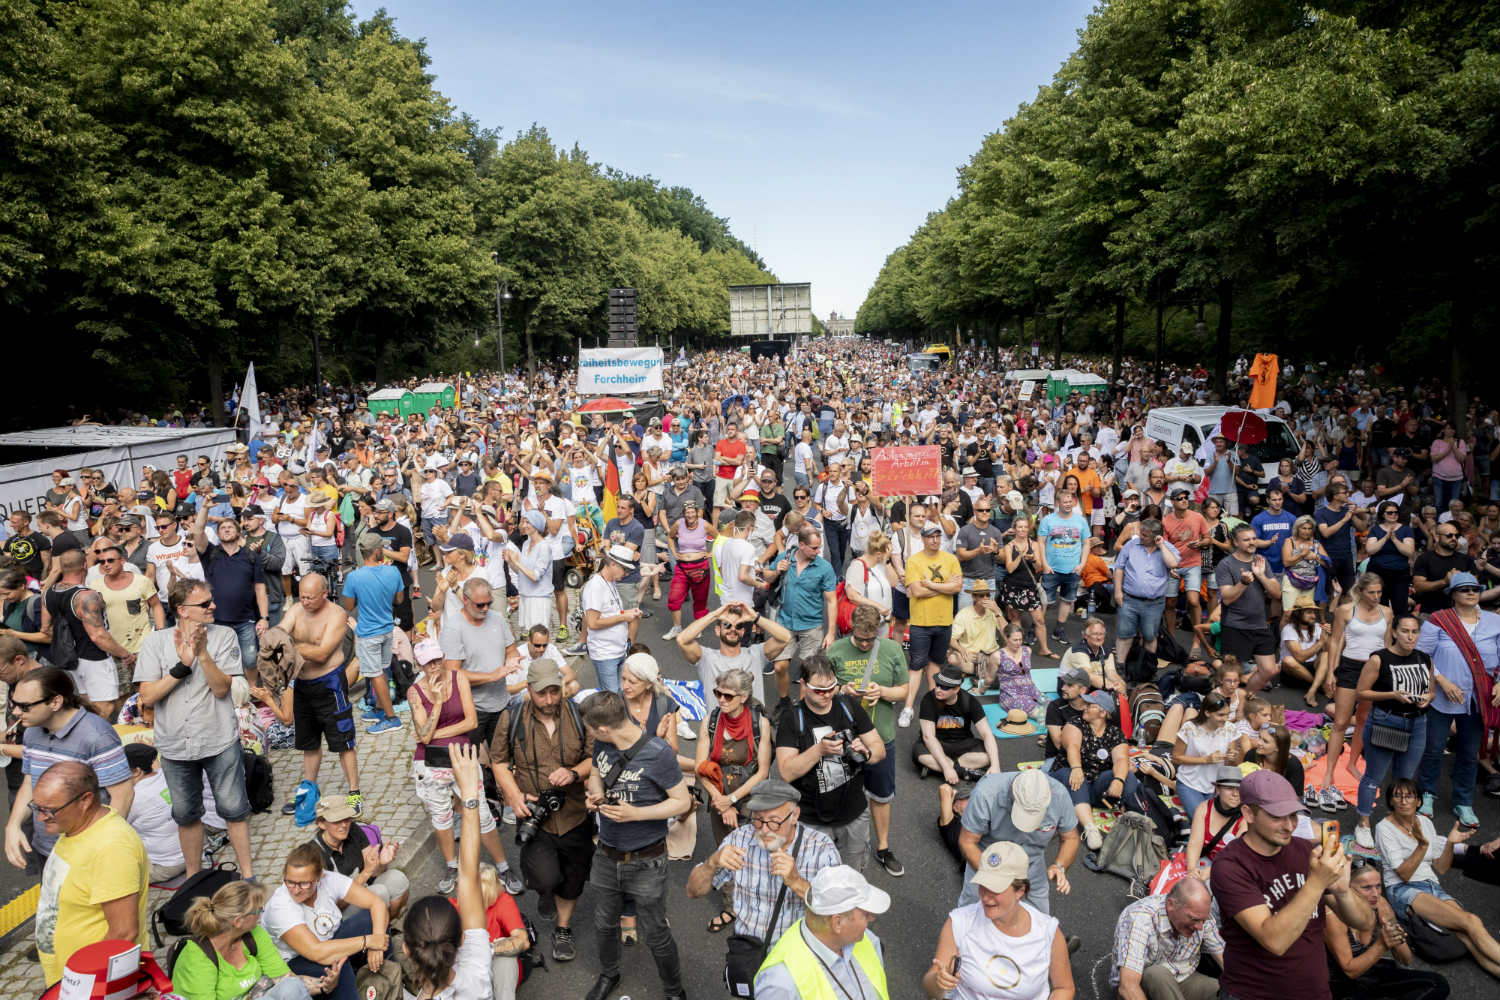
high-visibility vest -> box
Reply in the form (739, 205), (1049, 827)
(710, 533), (728, 598)
(757, 919), (889, 1000)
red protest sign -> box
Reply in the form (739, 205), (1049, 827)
(871, 446), (942, 497)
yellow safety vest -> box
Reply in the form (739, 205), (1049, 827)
(757, 920), (889, 1000)
(710, 533), (728, 598)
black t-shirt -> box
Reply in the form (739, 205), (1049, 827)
(939, 814), (964, 864)
(1042, 697), (1084, 760)
(775, 695), (876, 826)
(49, 532), (83, 558)
(5, 531), (50, 578)
(313, 825), (371, 879)
(593, 735), (683, 850)
(917, 689), (987, 751)
(1368, 648), (1433, 718)
(759, 491), (792, 530)
(377, 522), (415, 585)
(1411, 550), (1475, 613)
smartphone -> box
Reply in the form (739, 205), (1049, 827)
(1322, 820), (1340, 855)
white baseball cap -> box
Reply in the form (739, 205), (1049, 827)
(805, 864), (891, 916)
(970, 841), (1031, 893)
(1010, 769), (1052, 833)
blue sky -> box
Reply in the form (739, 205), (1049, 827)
(357, 0), (1097, 320)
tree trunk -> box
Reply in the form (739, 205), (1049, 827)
(1450, 292), (1471, 436)
(207, 352), (225, 427)
(311, 328), (322, 398)
(1111, 298), (1125, 386)
(525, 312), (536, 379)
(1053, 314), (1064, 370)
(1154, 299), (1165, 383)
(1214, 280), (1233, 403)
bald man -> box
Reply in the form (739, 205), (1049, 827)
(33, 760), (149, 985)
(279, 573), (361, 814)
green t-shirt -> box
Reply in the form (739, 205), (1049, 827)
(171, 925), (292, 1000)
(826, 635), (908, 743)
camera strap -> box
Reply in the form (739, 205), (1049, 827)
(601, 731), (652, 793)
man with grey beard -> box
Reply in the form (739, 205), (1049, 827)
(684, 778), (841, 941)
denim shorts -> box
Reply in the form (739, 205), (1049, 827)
(1387, 878), (1454, 923)
(864, 740), (896, 803)
(1040, 571), (1079, 604)
(1117, 595), (1165, 641)
(160, 741), (251, 825)
(1179, 565), (1202, 591)
(354, 631), (393, 680)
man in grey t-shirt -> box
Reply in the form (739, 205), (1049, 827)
(676, 601), (791, 709)
(439, 577), (520, 744)
(955, 501), (1005, 610)
(1212, 523), (1282, 692)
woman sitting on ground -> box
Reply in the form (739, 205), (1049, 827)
(1376, 777), (1500, 978)
(1326, 856), (1451, 1000)
(172, 879), (334, 1000)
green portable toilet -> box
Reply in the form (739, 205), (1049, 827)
(366, 387), (416, 418)
(412, 381), (456, 414)
(1047, 369), (1107, 403)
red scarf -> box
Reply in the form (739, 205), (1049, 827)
(711, 704), (753, 763)
(1428, 609), (1500, 749)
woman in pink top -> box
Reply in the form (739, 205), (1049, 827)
(1430, 425), (1470, 510)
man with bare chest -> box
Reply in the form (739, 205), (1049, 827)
(279, 574), (363, 815)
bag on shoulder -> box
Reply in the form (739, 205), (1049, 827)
(151, 863), (241, 947)
(724, 827), (803, 997)
(45, 585), (82, 671)
(1090, 812), (1167, 890)
(164, 931), (257, 978)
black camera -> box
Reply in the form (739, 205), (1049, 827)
(833, 729), (869, 767)
(516, 789), (565, 845)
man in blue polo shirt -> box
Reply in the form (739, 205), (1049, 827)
(1251, 487), (1296, 624)
(191, 498), (269, 681)
(342, 534), (404, 735)
(763, 523), (838, 715)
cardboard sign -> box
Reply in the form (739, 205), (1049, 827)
(871, 446), (942, 497)
(1019, 380), (1036, 399)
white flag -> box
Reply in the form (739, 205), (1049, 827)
(240, 363), (262, 439)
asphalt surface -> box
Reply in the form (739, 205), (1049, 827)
(421, 585), (1500, 1000)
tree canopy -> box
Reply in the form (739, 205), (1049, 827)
(855, 0), (1499, 401)
(0, 0), (774, 426)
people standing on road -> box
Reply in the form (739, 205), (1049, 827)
(678, 599), (791, 709)
(581, 544), (642, 694)
(1214, 523), (1282, 692)
(190, 499), (270, 682)
(277, 573), (361, 816)
(340, 533), (404, 735)
(1037, 489), (1089, 646)
(898, 521), (962, 728)
(40, 549), (134, 719)
(763, 523), (839, 714)
(663, 499), (714, 640)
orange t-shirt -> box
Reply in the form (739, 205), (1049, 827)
(1072, 467), (1104, 515)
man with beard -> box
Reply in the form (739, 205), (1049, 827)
(372, 499), (415, 631)
(685, 778), (840, 943)
(1412, 520), (1479, 615)
(677, 599), (792, 711)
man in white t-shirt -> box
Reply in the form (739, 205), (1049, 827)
(269, 476), (311, 589)
(418, 461), (454, 546)
(146, 513), (202, 606)
(714, 511), (760, 608)
(581, 545), (641, 694)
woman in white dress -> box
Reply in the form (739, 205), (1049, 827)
(924, 841), (1074, 1000)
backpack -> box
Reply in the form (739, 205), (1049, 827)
(388, 651), (417, 707)
(151, 863), (242, 948)
(165, 931), (257, 978)
(355, 951), (404, 1000)
(506, 691), (586, 760)
(706, 703), (765, 795)
(1088, 813), (1168, 893)
(44, 584), (83, 671)
(242, 749), (274, 813)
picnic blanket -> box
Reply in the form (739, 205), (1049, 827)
(1305, 745), (1364, 805)
(981, 667), (1058, 739)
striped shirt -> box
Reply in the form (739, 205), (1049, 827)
(711, 822), (840, 941)
(21, 708), (131, 855)
(1110, 892), (1225, 987)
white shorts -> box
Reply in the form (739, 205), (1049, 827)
(413, 759), (498, 833)
(281, 535), (312, 576)
(74, 656), (120, 702)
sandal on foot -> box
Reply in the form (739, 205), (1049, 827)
(707, 910), (735, 933)
(620, 918), (638, 945)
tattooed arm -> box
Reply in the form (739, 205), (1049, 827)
(78, 589), (134, 663)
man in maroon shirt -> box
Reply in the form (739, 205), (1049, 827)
(1209, 770), (1373, 1000)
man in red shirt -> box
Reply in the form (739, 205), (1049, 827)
(1210, 770), (1371, 1000)
(1161, 486), (1209, 644)
(712, 422), (748, 517)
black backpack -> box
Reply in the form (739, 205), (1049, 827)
(505, 691), (587, 758)
(242, 749), (274, 813)
(389, 651), (417, 706)
(165, 931), (257, 977)
(44, 584), (83, 671)
(151, 863), (241, 948)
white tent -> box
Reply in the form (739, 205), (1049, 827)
(1004, 368), (1050, 382)
(0, 425), (237, 519)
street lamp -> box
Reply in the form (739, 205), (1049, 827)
(491, 252), (512, 374)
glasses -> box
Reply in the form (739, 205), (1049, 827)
(98, 557), (119, 565)
(974, 508), (992, 513)
(803, 682), (838, 694)
(12, 696), (53, 712)
(1455, 587), (1482, 595)
(713, 689), (741, 701)
(468, 599), (493, 609)
(34, 790), (88, 820)
(283, 878), (317, 891)
(717, 623), (745, 632)
(749, 811), (794, 830)
(180, 599), (214, 609)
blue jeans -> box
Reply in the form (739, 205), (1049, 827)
(1178, 784), (1211, 821)
(793, 471), (810, 490)
(589, 851), (682, 991)
(1433, 477), (1464, 510)
(1067, 769), (1143, 808)
(228, 620), (258, 674)
(591, 654), (625, 694)
(160, 741), (252, 825)
(285, 908), (391, 1000)
(1419, 704), (1486, 807)
(1359, 707), (1427, 816)
(1117, 595), (1165, 641)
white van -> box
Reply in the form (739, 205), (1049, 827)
(1143, 406), (1300, 480)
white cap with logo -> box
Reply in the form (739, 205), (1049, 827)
(805, 864), (891, 916)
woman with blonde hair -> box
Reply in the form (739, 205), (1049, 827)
(844, 530), (897, 636)
(172, 879), (333, 1000)
(472, 862), (531, 1000)
(1280, 515), (1328, 611)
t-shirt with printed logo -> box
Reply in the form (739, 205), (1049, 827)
(1210, 835), (1330, 1000)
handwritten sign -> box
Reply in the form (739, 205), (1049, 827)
(871, 446), (942, 497)
(1018, 380), (1036, 400)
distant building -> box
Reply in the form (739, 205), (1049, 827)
(826, 311), (855, 337)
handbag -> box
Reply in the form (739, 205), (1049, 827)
(724, 827), (802, 998)
(1368, 709), (1414, 752)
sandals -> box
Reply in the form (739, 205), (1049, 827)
(620, 917), (638, 945)
(707, 910), (735, 934)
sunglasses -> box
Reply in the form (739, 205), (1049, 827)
(1455, 587), (1482, 595)
(713, 689), (741, 700)
(468, 599), (493, 609)
(12, 696), (53, 712)
(802, 682), (838, 694)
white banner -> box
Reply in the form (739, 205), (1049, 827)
(578, 347), (663, 394)
(239, 362), (261, 437)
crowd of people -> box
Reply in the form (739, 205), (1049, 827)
(3, 339), (1500, 1000)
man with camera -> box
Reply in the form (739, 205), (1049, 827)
(491, 659), (594, 962)
(581, 690), (692, 1000)
(775, 654), (886, 871)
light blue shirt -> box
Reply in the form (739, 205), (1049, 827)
(774, 549), (837, 632)
(1417, 611), (1500, 715)
(1116, 536), (1179, 599)
(754, 922), (884, 1000)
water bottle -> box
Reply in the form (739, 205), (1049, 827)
(1087, 591), (1097, 617)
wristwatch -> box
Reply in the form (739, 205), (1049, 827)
(461, 797), (480, 810)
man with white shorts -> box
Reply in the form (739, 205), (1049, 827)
(40, 549), (130, 715)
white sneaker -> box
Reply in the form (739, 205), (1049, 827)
(677, 718), (698, 741)
(1355, 825), (1375, 850)
(662, 625), (683, 640)
(1084, 824), (1104, 851)
(897, 707), (914, 728)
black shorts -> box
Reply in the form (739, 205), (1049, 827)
(891, 589), (910, 621)
(913, 736), (984, 765)
(1335, 655), (1366, 690)
(1220, 624), (1278, 663)
(520, 817), (596, 901)
(551, 558), (570, 590)
(394, 590), (414, 632)
(293, 669), (356, 753)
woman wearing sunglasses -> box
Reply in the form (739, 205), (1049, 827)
(694, 668), (772, 932)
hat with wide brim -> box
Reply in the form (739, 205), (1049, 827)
(997, 708), (1033, 736)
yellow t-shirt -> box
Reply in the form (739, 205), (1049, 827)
(37, 808), (149, 985)
(905, 549), (960, 627)
(951, 605), (1000, 654)
(97, 573), (159, 654)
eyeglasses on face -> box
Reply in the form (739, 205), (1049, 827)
(802, 681), (838, 694)
(283, 878), (317, 891)
(749, 811), (793, 830)
(35, 789), (88, 819)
